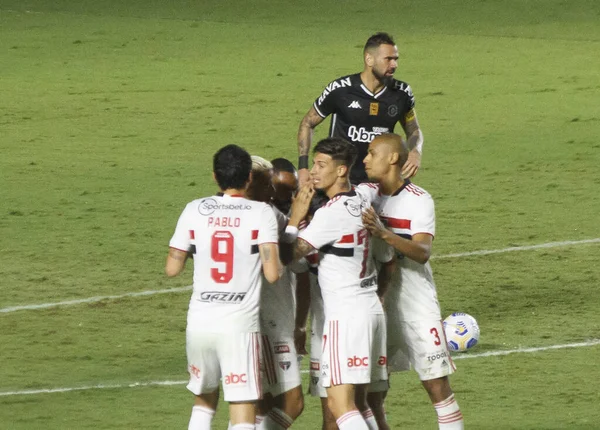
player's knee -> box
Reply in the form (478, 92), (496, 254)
(275, 386), (304, 419)
(421, 376), (452, 403)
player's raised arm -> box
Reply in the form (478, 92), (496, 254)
(400, 108), (424, 178)
(297, 106), (325, 186)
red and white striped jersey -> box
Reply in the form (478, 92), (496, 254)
(169, 194), (279, 332)
(298, 184), (387, 318)
(376, 180), (441, 321)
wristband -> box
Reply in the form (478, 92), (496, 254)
(283, 225), (299, 243)
(298, 155), (309, 170)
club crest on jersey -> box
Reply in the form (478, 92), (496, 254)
(344, 199), (363, 217)
(369, 102), (379, 116)
(278, 361), (291, 371)
(388, 105), (398, 117)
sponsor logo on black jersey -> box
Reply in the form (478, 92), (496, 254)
(317, 77), (352, 105)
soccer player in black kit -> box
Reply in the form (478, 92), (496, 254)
(297, 32), (424, 185)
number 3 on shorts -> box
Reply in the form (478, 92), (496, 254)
(430, 327), (441, 346)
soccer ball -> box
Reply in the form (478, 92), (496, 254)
(443, 313), (480, 352)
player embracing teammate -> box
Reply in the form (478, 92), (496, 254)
(284, 137), (395, 430)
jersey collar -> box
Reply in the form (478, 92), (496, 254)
(216, 192), (244, 198)
(332, 189), (357, 199)
(391, 179), (411, 196)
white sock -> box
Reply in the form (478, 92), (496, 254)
(361, 408), (378, 430)
(262, 408), (294, 429)
(336, 410), (369, 430)
(254, 414), (266, 429)
(434, 394), (464, 429)
(231, 424), (255, 430)
(188, 405), (215, 430)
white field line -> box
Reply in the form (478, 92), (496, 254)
(431, 238), (600, 259)
(2, 238), (599, 315)
(1, 339), (598, 397)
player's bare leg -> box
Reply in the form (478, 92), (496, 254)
(353, 385), (379, 430)
(366, 390), (390, 430)
(327, 384), (369, 429)
(229, 401), (257, 429)
(256, 393), (274, 427)
(188, 390), (219, 430)
(422, 377), (464, 429)
(272, 385), (304, 421)
(320, 397), (339, 430)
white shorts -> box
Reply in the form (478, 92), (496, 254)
(387, 319), (456, 380)
(309, 318), (327, 398)
(321, 314), (387, 387)
(186, 328), (262, 402)
(261, 333), (302, 397)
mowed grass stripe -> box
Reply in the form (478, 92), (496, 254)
(1, 339), (598, 397)
(1, 237), (599, 314)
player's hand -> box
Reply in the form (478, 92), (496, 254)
(298, 168), (311, 187)
(362, 207), (387, 238)
(294, 327), (308, 355)
(401, 148), (421, 178)
(289, 184), (314, 226)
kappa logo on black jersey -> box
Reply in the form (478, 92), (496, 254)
(348, 101), (362, 109)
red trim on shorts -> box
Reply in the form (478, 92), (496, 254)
(261, 335), (278, 385)
(189, 230), (195, 239)
(253, 333), (262, 399)
(251, 230), (258, 240)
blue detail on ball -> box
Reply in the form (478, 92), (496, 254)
(466, 338), (478, 349)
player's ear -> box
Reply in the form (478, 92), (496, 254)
(365, 51), (374, 67)
(245, 171), (254, 190)
(389, 152), (399, 165)
(337, 164), (348, 178)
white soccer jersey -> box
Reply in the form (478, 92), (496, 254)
(169, 194), (279, 332)
(260, 206), (296, 335)
(298, 186), (383, 318)
(377, 180), (442, 321)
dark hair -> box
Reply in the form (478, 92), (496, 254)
(313, 137), (357, 170)
(364, 32), (395, 52)
(213, 144), (252, 190)
(271, 157), (297, 175)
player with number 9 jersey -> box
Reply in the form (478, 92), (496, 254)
(169, 193), (279, 332)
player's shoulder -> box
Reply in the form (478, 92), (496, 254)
(388, 79), (414, 97)
(403, 182), (431, 198)
(320, 189), (365, 218)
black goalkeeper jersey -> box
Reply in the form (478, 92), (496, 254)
(313, 73), (415, 183)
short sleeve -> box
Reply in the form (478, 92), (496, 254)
(169, 203), (193, 252)
(407, 85), (416, 110)
(313, 80), (340, 118)
(411, 195), (435, 237)
(298, 207), (341, 250)
(258, 204), (280, 244)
